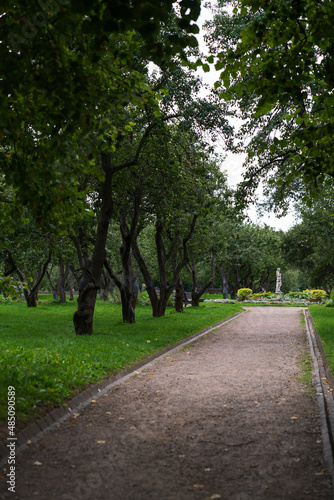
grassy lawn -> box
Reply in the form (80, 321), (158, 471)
(0, 298), (243, 430)
(308, 306), (334, 375)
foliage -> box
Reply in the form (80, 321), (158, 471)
(205, 0), (334, 210)
(309, 289), (327, 301)
(282, 192), (334, 291)
(1, 0), (201, 227)
(137, 289), (151, 306)
(0, 274), (27, 298)
(325, 289), (334, 307)
(0, 299), (242, 427)
(250, 292), (272, 299)
(286, 291), (310, 300)
(236, 288), (252, 300)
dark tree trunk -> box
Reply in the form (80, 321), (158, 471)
(104, 203), (141, 324)
(235, 260), (241, 294)
(25, 292), (38, 307)
(189, 248), (215, 307)
(131, 238), (160, 316)
(73, 286), (98, 335)
(174, 279), (184, 312)
(58, 256), (67, 303)
(73, 153), (113, 335)
(132, 215), (198, 317)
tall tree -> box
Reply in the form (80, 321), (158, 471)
(205, 0), (334, 209)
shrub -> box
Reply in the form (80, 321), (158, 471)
(250, 292), (272, 299)
(286, 291), (310, 299)
(237, 288), (253, 301)
(309, 289), (327, 301)
(137, 290), (150, 306)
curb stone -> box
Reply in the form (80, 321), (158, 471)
(304, 309), (334, 498)
(0, 310), (245, 466)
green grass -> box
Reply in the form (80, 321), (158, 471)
(308, 306), (334, 375)
(202, 293), (226, 300)
(0, 299), (242, 428)
(297, 353), (314, 392)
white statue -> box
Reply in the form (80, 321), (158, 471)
(275, 268), (282, 294)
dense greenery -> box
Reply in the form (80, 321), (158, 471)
(205, 0), (334, 215)
(1, 1), (333, 339)
(0, 298), (242, 431)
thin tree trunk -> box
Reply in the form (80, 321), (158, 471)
(7, 251), (52, 307)
(58, 256), (66, 303)
(189, 248), (215, 307)
(174, 279), (184, 312)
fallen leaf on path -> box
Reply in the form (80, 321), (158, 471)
(96, 440), (106, 444)
(290, 416), (299, 420)
(33, 461), (43, 466)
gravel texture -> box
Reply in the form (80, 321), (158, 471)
(0, 306), (332, 500)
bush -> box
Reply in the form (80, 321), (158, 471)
(237, 288), (253, 301)
(137, 289), (150, 306)
(325, 288), (334, 307)
(285, 291), (310, 299)
(250, 292), (272, 299)
(309, 289), (327, 300)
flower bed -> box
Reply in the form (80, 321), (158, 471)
(204, 290), (328, 306)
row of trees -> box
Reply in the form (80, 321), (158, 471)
(4, 195), (332, 316)
(2, 1), (334, 334)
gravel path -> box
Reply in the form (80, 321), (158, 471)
(1, 306), (332, 499)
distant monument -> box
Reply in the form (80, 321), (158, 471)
(275, 268), (282, 294)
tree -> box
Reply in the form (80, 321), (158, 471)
(1, 2), (206, 334)
(282, 186), (334, 291)
(1, 227), (53, 307)
(1, 1), (201, 221)
(205, 0), (334, 209)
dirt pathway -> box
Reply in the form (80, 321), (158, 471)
(1, 307), (332, 500)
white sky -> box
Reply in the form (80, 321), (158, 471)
(195, 4), (298, 231)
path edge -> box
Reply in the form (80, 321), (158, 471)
(0, 310), (245, 466)
(304, 309), (334, 497)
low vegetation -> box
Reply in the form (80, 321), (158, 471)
(308, 306), (334, 376)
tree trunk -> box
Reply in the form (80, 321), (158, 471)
(189, 248), (215, 306)
(235, 260), (241, 293)
(73, 153), (113, 335)
(58, 256), (66, 303)
(217, 262), (231, 299)
(174, 279), (184, 312)
(73, 286), (98, 335)
(8, 252), (52, 308)
(25, 291), (38, 307)
(131, 238), (160, 316)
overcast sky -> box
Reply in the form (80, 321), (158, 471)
(195, 5), (298, 231)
